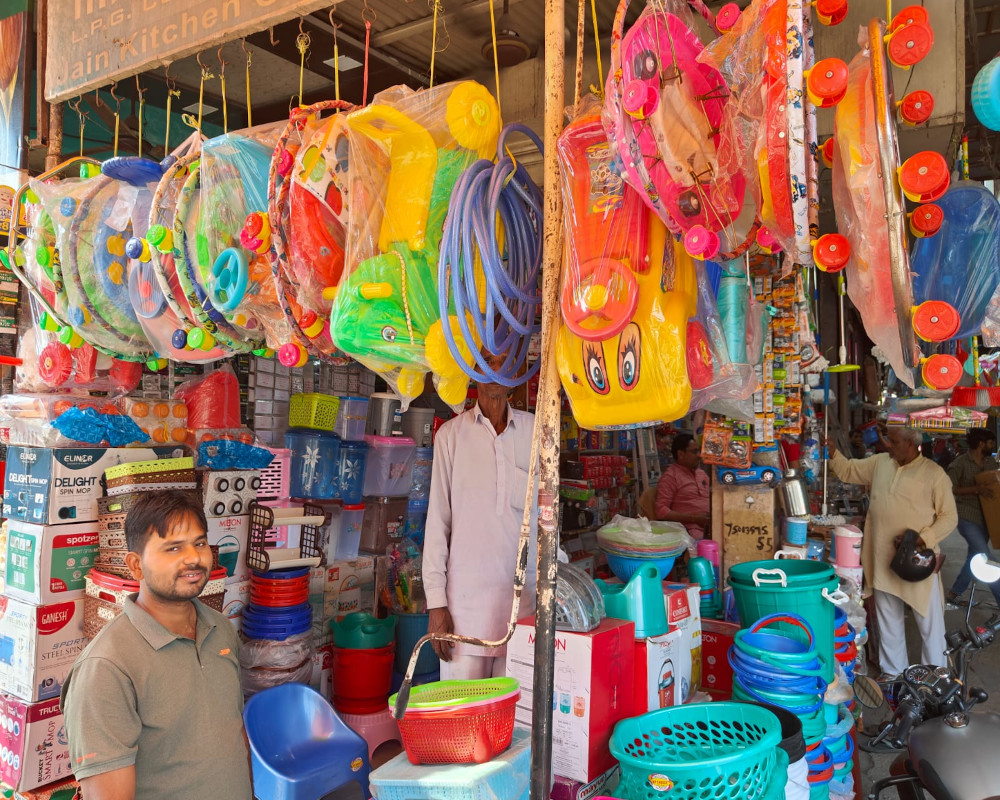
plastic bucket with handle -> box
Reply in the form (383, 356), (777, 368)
(728, 560), (848, 683)
(832, 525), (863, 568)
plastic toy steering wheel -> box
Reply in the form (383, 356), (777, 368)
(560, 259), (639, 342)
(209, 248), (250, 313)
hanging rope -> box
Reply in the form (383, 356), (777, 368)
(589, 0), (604, 98)
(296, 19), (311, 107)
(70, 97), (86, 157)
(164, 64), (179, 153)
(135, 75), (146, 158)
(329, 11), (342, 102)
(217, 47), (228, 133)
(110, 82), (121, 157)
(489, 0), (502, 117)
(362, 1), (375, 104)
(242, 40), (253, 128)
(573, 0), (586, 108)
(430, 0), (442, 88)
(195, 52), (213, 135)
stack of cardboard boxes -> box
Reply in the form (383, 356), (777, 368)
(0, 445), (178, 796)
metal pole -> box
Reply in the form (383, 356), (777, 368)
(530, 0), (564, 795)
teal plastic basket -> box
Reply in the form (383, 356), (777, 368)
(610, 702), (783, 800)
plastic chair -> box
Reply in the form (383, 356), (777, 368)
(342, 707), (402, 760)
(244, 683), (371, 800)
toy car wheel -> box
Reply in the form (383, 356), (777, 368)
(721, 471), (736, 485)
(761, 469), (777, 484)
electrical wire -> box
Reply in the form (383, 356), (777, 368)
(438, 123), (543, 386)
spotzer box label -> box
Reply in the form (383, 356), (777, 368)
(3, 446), (181, 525)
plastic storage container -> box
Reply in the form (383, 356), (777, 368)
(405, 499), (429, 546)
(334, 396), (370, 442)
(289, 393), (341, 432)
(332, 643), (395, 714)
(360, 496), (409, 554)
(409, 447), (433, 500)
(286, 429), (341, 500)
(336, 440), (369, 504)
(401, 407), (435, 447)
(337, 504), (365, 560)
(395, 612), (440, 675)
(363, 436), (416, 497)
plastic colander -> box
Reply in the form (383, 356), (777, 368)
(610, 702), (783, 800)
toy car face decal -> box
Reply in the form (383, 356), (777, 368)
(583, 341), (610, 395)
(617, 323), (641, 391)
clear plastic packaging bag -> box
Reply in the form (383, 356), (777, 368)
(0, 393), (148, 447)
(328, 81), (501, 409)
(239, 630), (315, 697)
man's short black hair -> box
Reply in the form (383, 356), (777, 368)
(968, 429), (997, 451)
(672, 433), (696, 461)
(124, 490), (208, 554)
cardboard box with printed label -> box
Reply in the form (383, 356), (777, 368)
(663, 583), (702, 700)
(3, 446), (182, 525)
(711, 485), (777, 578)
(4, 522), (98, 606)
(0, 695), (72, 792)
(10, 778), (80, 799)
(323, 558), (376, 620)
(221, 580), (250, 633)
(701, 619), (740, 700)
(206, 515), (250, 586)
(550, 765), (620, 800)
(507, 616), (634, 784)
(0, 598), (86, 704)
(633, 629), (685, 715)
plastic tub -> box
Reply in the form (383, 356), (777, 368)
(286, 429), (341, 500)
(409, 447), (433, 501)
(728, 560), (842, 683)
(360, 496), (409, 554)
(331, 643), (395, 714)
(363, 435), (416, 497)
(406, 499), (429, 546)
(336, 440), (369, 504)
(336, 504), (365, 560)
(334, 396), (370, 442)
(331, 612), (397, 649)
(394, 612), (441, 675)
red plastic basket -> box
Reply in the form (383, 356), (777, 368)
(395, 694), (518, 765)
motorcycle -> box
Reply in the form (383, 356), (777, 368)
(857, 553), (1000, 800)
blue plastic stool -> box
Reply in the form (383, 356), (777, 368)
(244, 683), (371, 800)
(370, 727), (530, 800)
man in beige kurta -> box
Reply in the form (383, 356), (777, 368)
(829, 426), (958, 677)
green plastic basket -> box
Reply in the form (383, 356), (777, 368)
(289, 393), (341, 431)
(610, 702), (783, 800)
(389, 677), (519, 712)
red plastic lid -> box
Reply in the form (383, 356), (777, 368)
(807, 58), (849, 105)
(899, 151), (950, 202)
(890, 5), (929, 32)
(912, 301), (961, 342)
(812, 234), (850, 272)
(887, 21), (934, 68)
(815, 0), (848, 25)
(820, 137), (836, 168)
(899, 90), (935, 125)
(89, 568), (138, 591)
(683, 225), (720, 260)
(364, 435), (416, 447)
(715, 2), (741, 32)
(756, 227), (782, 253)
(38, 342), (72, 387)
(922, 354), (963, 391)
(209, 568), (227, 580)
(344, 504), (366, 511)
(909, 204), (943, 237)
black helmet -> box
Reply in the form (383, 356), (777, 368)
(890, 529), (936, 582)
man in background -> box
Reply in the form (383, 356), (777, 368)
(946, 429), (999, 609)
(655, 433), (710, 545)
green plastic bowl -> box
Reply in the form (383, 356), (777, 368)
(330, 612), (397, 649)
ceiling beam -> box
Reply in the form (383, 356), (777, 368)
(369, 0), (527, 48)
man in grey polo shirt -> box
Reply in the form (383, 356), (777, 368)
(61, 490), (252, 800)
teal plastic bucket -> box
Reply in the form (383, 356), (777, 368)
(394, 612), (440, 676)
(728, 560), (845, 683)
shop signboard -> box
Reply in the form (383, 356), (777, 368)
(46, 0), (334, 103)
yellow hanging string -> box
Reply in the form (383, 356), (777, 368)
(110, 83), (121, 157)
(296, 28), (311, 107)
(165, 84), (179, 153)
(244, 42), (253, 129)
(886, 0), (892, 23)
(218, 49), (228, 133)
(590, 0), (604, 99)
(488, 0), (502, 120)
(429, 0), (441, 89)
(196, 57), (214, 135)
(333, 24), (341, 101)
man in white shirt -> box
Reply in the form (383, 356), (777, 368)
(423, 355), (538, 680)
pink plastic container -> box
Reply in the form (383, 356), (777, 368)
(833, 525), (863, 567)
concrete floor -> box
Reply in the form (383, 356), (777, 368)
(858, 527), (1000, 799)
